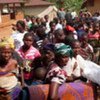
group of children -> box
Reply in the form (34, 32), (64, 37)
(0, 10), (100, 100)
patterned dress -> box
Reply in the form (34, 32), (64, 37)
(46, 63), (67, 84)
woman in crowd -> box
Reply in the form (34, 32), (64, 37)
(42, 43), (55, 70)
(0, 40), (21, 100)
(45, 43), (82, 100)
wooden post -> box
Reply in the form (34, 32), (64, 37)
(20, 66), (25, 87)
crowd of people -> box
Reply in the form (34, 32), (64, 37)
(0, 9), (100, 100)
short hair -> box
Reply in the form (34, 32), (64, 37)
(23, 33), (33, 40)
(34, 67), (47, 80)
(54, 29), (64, 37)
(70, 39), (80, 48)
(49, 21), (55, 27)
(16, 20), (25, 29)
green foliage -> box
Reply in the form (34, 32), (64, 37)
(47, 0), (85, 13)
(64, 0), (84, 13)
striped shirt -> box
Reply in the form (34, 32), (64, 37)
(17, 46), (41, 60)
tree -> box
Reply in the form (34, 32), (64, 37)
(47, 0), (85, 13)
(64, 0), (84, 13)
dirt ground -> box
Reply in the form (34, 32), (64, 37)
(0, 26), (12, 39)
(0, 20), (17, 39)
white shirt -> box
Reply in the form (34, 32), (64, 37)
(71, 11), (77, 19)
(11, 31), (27, 50)
(45, 21), (50, 34)
(55, 23), (63, 30)
(63, 58), (81, 77)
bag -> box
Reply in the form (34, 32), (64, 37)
(76, 55), (100, 85)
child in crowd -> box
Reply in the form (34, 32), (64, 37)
(71, 39), (89, 60)
(31, 67), (47, 85)
(17, 33), (41, 85)
(47, 21), (56, 43)
(54, 29), (66, 43)
(0, 40), (21, 100)
(81, 34), (95, 61)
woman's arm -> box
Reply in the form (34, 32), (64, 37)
(0, 59), (18, 76)
(48, 82), (60, 100)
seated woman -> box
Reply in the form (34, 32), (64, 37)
(42, 43), (55, 69)
(0, 40), (21, 100)
(17, 33), (41, 85)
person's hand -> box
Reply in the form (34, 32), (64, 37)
(66, 76), (74, 82)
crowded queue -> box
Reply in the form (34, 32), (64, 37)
(0, 10), (100, 100)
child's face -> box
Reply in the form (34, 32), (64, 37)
(23, 36), (33, 47)
(55, 30), (65, 43)
(1, 46), (12, 61)
(51, 23), (56, 30)
(72, 41), (81, 55)
(82, 35), (88, 43)
(16, 23), (23, 31)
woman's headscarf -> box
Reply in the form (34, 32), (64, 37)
(55, 43), (73, 58)
(0, 37), (14, 49)
(43, 43), (55, 52)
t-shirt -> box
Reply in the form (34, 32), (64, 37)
(11, 31), (27, 50)
(17, 46), (41, 60)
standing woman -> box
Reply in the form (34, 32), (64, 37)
(17, 33), (41, 85)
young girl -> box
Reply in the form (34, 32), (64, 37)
(0, 40), (21, 100)
(17, 33), (41, 85)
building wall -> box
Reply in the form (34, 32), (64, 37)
(15, 10), (24, 20)
(48, 10), (57, 21)
(87, 0), (100, 14)
(0, 4), (3, 23)
(0, 10), (1, 23)
(17, 6), (49, 16)
(0, 4), (24, 24)
(1, 14), (10, 23)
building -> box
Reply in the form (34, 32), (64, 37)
(0, 0), (25, 23)
(17, 0), (58, 20)
(85, 0), (100, 13)
(0, 0), (57, 24)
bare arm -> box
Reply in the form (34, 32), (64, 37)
(0, 59), (18, 75)
(48, 82), (60, 100)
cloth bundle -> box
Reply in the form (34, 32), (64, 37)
(77, 55), (100, 85)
